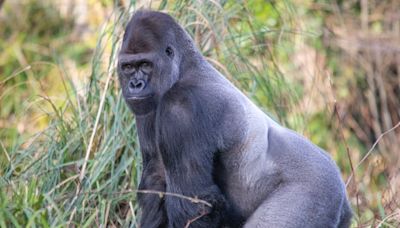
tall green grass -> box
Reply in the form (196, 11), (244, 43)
(0, 1), (323, 227)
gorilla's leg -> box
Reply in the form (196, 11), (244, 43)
(244, 184), (344, 228)
(338, 199), (352, 228)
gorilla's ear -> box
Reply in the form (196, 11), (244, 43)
(165, 46), (174, 58)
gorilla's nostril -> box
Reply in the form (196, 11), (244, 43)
(129, 79), (145, 92)
(136, 81), (144, 89)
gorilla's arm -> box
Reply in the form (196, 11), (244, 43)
(156, 85), (226, 227)
(137, 154), (167, 227)
(136, 117), (168, 227)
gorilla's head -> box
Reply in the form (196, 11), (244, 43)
(118, 11), (198, 115)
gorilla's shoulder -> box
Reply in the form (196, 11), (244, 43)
(268, 126), (330, 159)
(267, 126), (341, 179)
(157, 82), (201, 121)
(160, 81), (195, 108)
(158, 80), (229, 125)
(161, 79), (223, 106)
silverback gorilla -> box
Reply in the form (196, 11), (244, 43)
(118, 10), (352, 228)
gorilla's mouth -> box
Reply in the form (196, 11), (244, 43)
(126, 94), (154, 101)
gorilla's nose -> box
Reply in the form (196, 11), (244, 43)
(128, 79), (146, 93)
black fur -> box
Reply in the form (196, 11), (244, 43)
(118, 10), (352, 228)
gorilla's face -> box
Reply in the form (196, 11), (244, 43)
(118, 12), (180, 115)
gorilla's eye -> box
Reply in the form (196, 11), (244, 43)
(165, 46), (174, 57)
(139, 61), (152, 73)
(141, 61), (150, 67)
(122, 63), (134, 72)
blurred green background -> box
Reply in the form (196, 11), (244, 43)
(0, 0), (399, 227)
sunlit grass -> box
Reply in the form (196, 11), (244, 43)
(0, 0), (399, 227)
(1, 1), (297, 225)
